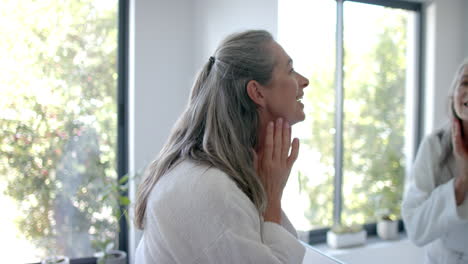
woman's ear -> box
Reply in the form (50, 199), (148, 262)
(246, 80), (266, 107)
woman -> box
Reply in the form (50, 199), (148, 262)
(134, 30), (309, 263)
(402, 58), (468, 263)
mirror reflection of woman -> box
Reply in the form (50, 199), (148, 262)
(134, 30), (309, 263)
(402, 58), (468, 264)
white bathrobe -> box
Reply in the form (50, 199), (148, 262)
(402, 131), (468, 263)
(135, 159), (305, 264)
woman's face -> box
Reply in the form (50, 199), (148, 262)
(261, 41), (309, 125)
(453, 65), (468, 121)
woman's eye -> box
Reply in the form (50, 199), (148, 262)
(462, 81), (468, 86)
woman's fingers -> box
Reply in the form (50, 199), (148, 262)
(287, 138), (300, 168)
(257, 118), (299, 219)
(267, 118), (295, 164)
(261, 117), (298, 170)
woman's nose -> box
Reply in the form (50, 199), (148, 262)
(298, 73), (309, 88)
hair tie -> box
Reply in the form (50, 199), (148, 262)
(209, 56), (215, 64)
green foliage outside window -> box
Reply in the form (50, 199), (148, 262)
(299, 10), (408, 227)
(0, 0), (118, 258)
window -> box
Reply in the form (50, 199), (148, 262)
(279, 0), (422, 242)
(0, 0), (126, 262)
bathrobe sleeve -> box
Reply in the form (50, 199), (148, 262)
(402, 133), (468, 247)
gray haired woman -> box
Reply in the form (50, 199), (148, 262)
(402, 58), (468, 263)
(134, 30), (309, 263)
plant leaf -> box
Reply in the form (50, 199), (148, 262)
(106, 242), (114, 252)
(119, 174), (129, 184)
(119, 196), (130, 206)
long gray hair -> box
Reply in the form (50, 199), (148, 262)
(435, 57), (468, 185)
(135, 30), (276, 229)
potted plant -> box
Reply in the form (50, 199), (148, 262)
(91, 167), (145, 264)
(375, 208), (399, 240)
(372, 191), (400, 240)
(91, 173), (132, 264)
(93, 240), (127, 264)
(326, 223), (367, 248)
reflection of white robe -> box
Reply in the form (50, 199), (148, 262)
(135, 159), (305, 264)
(402, 131), (468, 263)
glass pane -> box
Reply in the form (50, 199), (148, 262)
(278, 0), (336, 233)
(341, 2), (414, 225)
(0, 0), (119, 262)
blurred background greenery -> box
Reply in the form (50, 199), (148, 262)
(0, 0), (118, 259)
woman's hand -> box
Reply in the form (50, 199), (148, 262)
(254, 118), (299, 224)
(452, 118), (468, 205)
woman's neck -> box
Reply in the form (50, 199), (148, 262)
(256, 117), (269, 152)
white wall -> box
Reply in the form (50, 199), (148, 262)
(131, 0), (195, 174)
(423, 0), (467, 134)
(192, 0), (278, 71)
(129, 0), (195, 262)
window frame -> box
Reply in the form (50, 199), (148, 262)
(308, 0), (424, 245)
(117, 0), (130, 257)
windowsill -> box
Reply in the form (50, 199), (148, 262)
(306, 233), (424, 264)
(28, 257), (97, 264)
(312, 233), (410, 256)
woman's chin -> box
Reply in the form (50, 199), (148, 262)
(289, 114), (306, 126)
